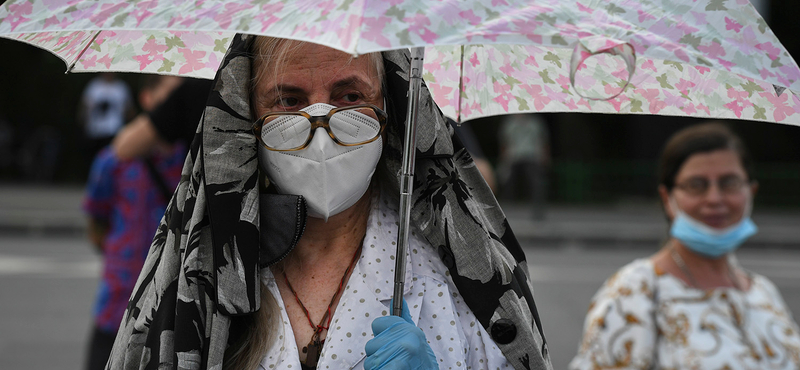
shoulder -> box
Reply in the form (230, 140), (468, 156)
(572, 259), (660, 370)
(748, 272), (790, 306)
(602, 259), (657, 291)
(589, 259), (657, 308)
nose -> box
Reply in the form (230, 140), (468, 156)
(703, 181), (724, 203)
(308, 127), (332, 149)
(307, 92), (331, 107)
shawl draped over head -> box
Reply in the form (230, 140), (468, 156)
(107, 34), (552, 370)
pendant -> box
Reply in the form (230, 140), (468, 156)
(305, 338), (321, 368)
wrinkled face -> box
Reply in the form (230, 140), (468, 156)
(664, 149), (755, 229)
(252, 43), (383, 118)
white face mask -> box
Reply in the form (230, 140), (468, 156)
(257, 103), (383, 221)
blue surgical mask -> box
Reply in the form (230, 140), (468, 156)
(669, 197), (758, 258)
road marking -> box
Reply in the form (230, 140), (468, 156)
(0, 254), (99, 278)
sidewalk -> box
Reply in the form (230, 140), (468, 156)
(0, 185), (798, 249)
(0, 185), (87, 235)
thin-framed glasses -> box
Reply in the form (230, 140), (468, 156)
(253, 104), (388, 151)
(674, 175), (749, 196)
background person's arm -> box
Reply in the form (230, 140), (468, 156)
(113, 78), (212, 161)
(86, 218), (109, 252)
(112, 114), (165, 161)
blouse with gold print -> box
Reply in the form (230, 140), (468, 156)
(570, 258), (800, 370)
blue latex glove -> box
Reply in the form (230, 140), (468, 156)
(364, 299), (438, 369)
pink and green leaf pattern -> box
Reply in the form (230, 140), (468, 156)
(1, 0), (798, 124)
(426, 44), (800, 124)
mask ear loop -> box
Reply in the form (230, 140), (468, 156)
(741, 189), (754, 220)
(727, 187), (753, 282)
(668, 195), (683, 221)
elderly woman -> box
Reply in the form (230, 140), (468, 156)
(106, 35), (550, 370)
(570, 123), (800, 370)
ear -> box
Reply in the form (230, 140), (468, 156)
(749, 180), (759, 197)
(658, 185), (675, 221)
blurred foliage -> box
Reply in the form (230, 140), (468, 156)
(546, 159), (800, 208)
(469, 113), (800, 207)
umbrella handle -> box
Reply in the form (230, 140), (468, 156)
(392, 47), (425, 317)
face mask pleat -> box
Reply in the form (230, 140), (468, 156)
(330, 109), (380, 144)
(263, 115), (310, 150)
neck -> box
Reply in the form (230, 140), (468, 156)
(670, 239), (731, 274)
(288, 187), (373, 269)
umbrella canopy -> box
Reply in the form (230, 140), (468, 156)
(428, 41), (800, 124)
(2, 0), (799, 125)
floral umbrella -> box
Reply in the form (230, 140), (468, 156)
(427, 40), (800, 125)
(2, 0), (799, 125)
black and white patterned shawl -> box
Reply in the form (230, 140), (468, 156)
(107, 34), (552, 370)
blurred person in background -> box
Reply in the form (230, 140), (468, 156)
(78, 73), (135, 159)
(497, 113), (550, 219)
(449, 117), (497, 193)
(112, 77), (212, 161)
(0, 116), (13, 174)
(81, 75), (186, 370)
(17, 125), (60, 182)
(570, 122), (800, 370)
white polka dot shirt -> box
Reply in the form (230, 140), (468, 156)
(259, 190), (512, 370)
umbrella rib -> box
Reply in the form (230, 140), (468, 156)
(457, 45), (465, 124)
(66, 30), (101, 74)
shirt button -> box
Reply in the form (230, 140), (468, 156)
(490, 318), (517, 344)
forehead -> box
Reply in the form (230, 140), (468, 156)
(676, 149), (747, 179)
(260, 43), (378, 87)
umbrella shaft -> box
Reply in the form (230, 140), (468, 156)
(393, 47), (425, 317)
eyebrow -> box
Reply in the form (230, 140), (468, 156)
(268, 84), (306, 96)
(260, 75), (378, 102)
(330, 76), (375, 92)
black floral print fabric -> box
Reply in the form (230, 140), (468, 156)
(106, 34), (552, 370)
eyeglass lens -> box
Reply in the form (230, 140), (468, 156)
(677, 175), (746, 195)
(260, 107), (381, 150)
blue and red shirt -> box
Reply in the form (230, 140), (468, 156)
(83, 144), (185, 332)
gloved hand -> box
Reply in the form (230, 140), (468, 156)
(364, 299), (438, 370)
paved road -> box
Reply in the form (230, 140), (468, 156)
(1, 235), (799, 370)
(0, 235), (99, 370)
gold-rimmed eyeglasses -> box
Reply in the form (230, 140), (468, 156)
(253, 104), (388, 151)
(674, 175), (749, 196)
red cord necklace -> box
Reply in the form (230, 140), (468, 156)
(282, 244), (362, 368)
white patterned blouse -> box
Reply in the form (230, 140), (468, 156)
(259, 189), (512, 370)
(570, 258), (800, 370)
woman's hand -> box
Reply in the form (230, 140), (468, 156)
(364, 299), (438, 370)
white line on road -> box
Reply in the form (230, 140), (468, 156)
(0, 254), (99, 278)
